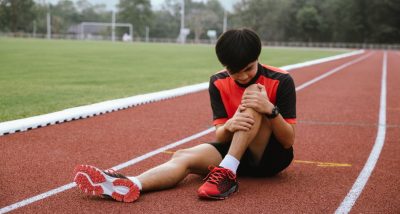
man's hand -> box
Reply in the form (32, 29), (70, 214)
(224, 105), (255, 132)
(241, 84), (274, 114)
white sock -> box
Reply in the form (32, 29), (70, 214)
(127, 176), (142, 191)
(219, 154), (240, 174)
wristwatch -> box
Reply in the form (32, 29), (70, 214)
(265, 106), (280, 119)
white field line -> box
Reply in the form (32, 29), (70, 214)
(335, 52), (388, 214)
(0, 51), (372, 214)
(0, 50), (364, 136)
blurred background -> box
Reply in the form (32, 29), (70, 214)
(1, 0), (399, 48)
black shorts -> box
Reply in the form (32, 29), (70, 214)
(209, 135), (293, 177)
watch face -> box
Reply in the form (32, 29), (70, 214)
(271, 106), (279, 118)
(266, 106), (279, 119)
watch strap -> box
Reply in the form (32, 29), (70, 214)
(266, 106), (279, 119)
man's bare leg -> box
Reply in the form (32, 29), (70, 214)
(136, 144), (222, 192)
(227, 84), (272, 163)
(197, 84), (273, 199)
(74, 144), (222, 202)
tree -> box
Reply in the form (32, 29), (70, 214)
(148, 0), (180, 38)
(77, 0), (109, 22)
(185, 0), (221, 42)
(31, 3), (47, 35)
(118, 0), (153, 38)
(367, 0), (400, 43)
(233, 0), (290, 42)
(205, 0), (225, 35)
(153, 0), (224, 41)
(0, 0), (36, 32)
(0, 0), (398, 43)
(186, 8), (218, 42)
(296, 5), (321, 42)
(334, 0), (370, 43)
(150, 10), (180, 38)
(51, 0), (79, 34)
(27, 0), (110, 36)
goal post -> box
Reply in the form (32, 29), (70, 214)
(79, 22), (133, 41)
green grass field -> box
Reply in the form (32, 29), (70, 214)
(0, 38), (349, 122)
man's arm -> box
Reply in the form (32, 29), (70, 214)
(268, 115), (295, 149)
(215, 124), (233, 143)
(214, 105), (255, 143)
(241, 84), (295, 149)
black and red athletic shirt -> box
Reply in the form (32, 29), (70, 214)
(209, 63), (296, 126)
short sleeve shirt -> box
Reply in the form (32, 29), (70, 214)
(209, 63), (296, 126)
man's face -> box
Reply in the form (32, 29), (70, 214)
(227, 60), (258, 85)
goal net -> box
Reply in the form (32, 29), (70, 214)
(79, 22), (133, 41)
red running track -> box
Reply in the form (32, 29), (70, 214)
(0, 51), (399, 213)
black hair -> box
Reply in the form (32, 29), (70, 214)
(215, 28), (262, 74)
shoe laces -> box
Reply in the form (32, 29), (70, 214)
(204, 166), (236, 185)
(105, 169), (116, 174)
(104, 169), (127, 179)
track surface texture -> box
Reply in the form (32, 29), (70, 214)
(1, 50), (399, 213)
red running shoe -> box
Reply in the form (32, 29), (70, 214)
(73, 165), (140, 203)
(197, 166), (238, 199)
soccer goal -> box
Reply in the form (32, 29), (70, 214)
(79, 22), (133, 42)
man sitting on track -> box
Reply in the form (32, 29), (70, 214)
(73, 28), (296, 202)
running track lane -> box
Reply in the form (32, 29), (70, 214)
(349, 51), (400, 213)
(2, 51), (398, 213)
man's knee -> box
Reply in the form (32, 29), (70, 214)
(171, 149), (191, 161)
(245, 84), (260, 92)
(171, 148), (201, 165)
(242, 84), (262, 116)
(170, 148), (200, 174)
(243, 84), (263, 115)
(170, 145), (220, 173)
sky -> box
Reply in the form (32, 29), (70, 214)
(40, 0), (238, 11)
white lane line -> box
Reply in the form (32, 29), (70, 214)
(0, 183), (76, 214)
(0, 128), (215, 214)
(296, 52), (372, 91)
(280, 50), (364, 71)
(335, 52), (388, 214)
(0, 50), (364, 136)
(111, 128), (215, 171)
(0, 52), (372, 214)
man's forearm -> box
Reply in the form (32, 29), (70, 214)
(215, 124), (234, 143)
(269, 115), (295, 149)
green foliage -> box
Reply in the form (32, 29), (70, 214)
(186, 0), (225, 40)
(152, 0), (225, 40)
(50, 0), (79, 34)
(0, 0), (36, 32)
(296, 6), (321, 42)
(118, 0), (153, 37)
(150, 10), (180, 38)
(0, 0), (399, 43)
(367, 0), (400, 43)
(149, 0), (180, 38)
(232, 0), (400, 43)
(76, 0), (109, 23)
(0, 38), (347, 122)
(233, 0), (290, 41)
